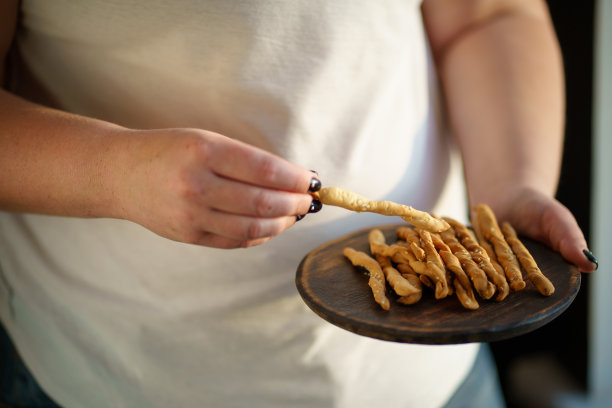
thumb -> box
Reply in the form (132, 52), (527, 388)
(540, 200), (597, 273)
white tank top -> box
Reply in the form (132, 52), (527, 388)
(0, 1), (477, 407)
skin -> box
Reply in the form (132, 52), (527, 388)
(0, 1), (315, 250)
(422, 0), (596, 272)
(0, 1), (596, 271)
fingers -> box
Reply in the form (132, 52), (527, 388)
(197, 211), (298, 245)
(135, 130), (323, 249)
(206, 133), (316, 194)
(188, 232), (272, 250)
(203, 173), (314, 217)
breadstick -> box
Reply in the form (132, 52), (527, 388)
(453, 279), (480, 310)
(368, 228), (388, 256)
(430, 234), (473, 293)
(372, 243), (412, 264)
(419, 274), (435, 289)
(501, 222), (555, 296)
(368, 230), (420, 297)
(416, 229), (449, 299)
(397, 246), (442, 294)
(396, 263), (426, 295)
(316, 187), (450, 232)
(472, 214), (507, 284)
(444, 217), (510, 301)
(397, 263), (422, 289)
(396, 227), (426, 260)
(473, 205), (526, 291)
(439, 227), (495, 300)
(397, 292), (422, 305)
(343, 247), (390, 310)
(382, 264), (421, 297)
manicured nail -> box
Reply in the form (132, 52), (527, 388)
(308, 177), (322, 193)
(583, 249), (598, 270)
(295, 214), (306, 222)
(308, 199), (322, 213)
(310, 170), (319, 176)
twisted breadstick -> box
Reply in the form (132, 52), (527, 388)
(473, 204), (526, 291)
(368, 229), (420, 297)
(439, 226), (496, 300)
(316, 187), (450, 232)
(343, 247), (390, 310)
(501, 222), (555, 296)
(444, 217), (510, 301)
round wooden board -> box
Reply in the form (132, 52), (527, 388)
(295, 224), (581, 344)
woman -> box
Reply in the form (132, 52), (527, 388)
(0, 0), (596, 407)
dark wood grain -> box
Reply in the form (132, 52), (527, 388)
(295, 224), (581, 344)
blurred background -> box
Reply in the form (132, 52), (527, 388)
(489, 1), (612, 407)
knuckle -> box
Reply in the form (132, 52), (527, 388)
(246, 220), (263, 240)
(257, 156), (279, 184)
(175, 178), (199, 201)
(252, 191), (275, 217)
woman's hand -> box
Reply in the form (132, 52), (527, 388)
(114, 128), (320, 249)
(0, 90), (319, 249)
(475, 185), (597, 273)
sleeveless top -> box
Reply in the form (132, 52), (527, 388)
(0, 1), (478, 407)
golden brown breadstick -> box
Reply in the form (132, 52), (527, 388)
(397, 263), (422, 289)
(453, 279), (479, 310)
(316, 187), (450, 232)
(396, 262), (426, 294)
(501, 222), (555, 296)
(431, 234), (473, 294)
(368, 228), (388, 256)
(397, 292), (422, 305)
(439, 227), (496, 300)
(472, 214), (507, 283)
(444, 217), (510, 301)
(368, 230), (421, 297)
(396, 227), (426, 260)
(382, 264), (421, 297)
(416, 229), (449, 299)
(343, 247), (390, 310)
(419, 274), (435, 289)
(473, 205), (526, 291)
(396, 247), (441, 293)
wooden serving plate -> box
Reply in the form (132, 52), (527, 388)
(295, 224), (581, 344)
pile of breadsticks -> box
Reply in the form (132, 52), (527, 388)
(315, 187), (554, 311)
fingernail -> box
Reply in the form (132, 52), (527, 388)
(308, 199), (322, 213)
(583, 249), (598, 270)
(310, 170), (319, 176)
(308, 177), (322, 193)
(295, 214), (306, 222)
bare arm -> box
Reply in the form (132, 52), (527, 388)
(422, 0), (595, 272)
(0, 4), (316, 249)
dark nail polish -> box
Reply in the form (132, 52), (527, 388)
(308, 199), (322, 213)
(295, 214), (306, 222)
(308, 177), (322, 193)
(310, 170), (319, 176)
(583, 249), (598, 270)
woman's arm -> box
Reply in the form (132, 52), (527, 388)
(422, 0), (596, 272)
(0, 4), (316, 249)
